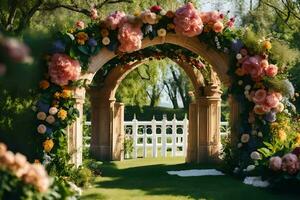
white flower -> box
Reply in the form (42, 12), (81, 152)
(46, 115), (55, 124)
(237, 143), (242, 148)
(245, 85), (251, 91)
(157, 28), (167, 37)
(238, 80), (243, 85)
(244, 91), (249, 96)
(37, 112), (47, 120)
(250, 151), (261, 160)
(241, 134), (250, 143)
(257, 131), (263, 137)
(37, 124), (47, 134)
(49, 107), (58, 115)
(160, 9), (167, 15)
(236, 53), (242, 60)
(102, 37), (110, 45)
(246, 165), (255, 172)
(276, 102), (284, 113)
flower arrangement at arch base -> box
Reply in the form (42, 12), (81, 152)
(34, 2), (300, 189)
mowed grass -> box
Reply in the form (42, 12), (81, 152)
(81, 157), (298, 200)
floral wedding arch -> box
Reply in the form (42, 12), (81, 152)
(34, 3), (300, 183)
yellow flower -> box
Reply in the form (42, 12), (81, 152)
(61, 90), (72, 98)
(76, 32), (89, 45)
(68, 28), (75, 33)
(100, 29), (109, 37)
(39, 80), (50, 90)
(277, 129), (287, 142)
(134, 10), (141, 16)
(43, 139), (54, 153)
(53, 92), (61, 99)
(295, 134), (300, 145)
(262, 40), (272, 50)
(58, 109), (67, 120)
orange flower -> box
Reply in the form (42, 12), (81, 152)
(262, 40), (272, 50)
(43, 139), (54, 153)
(53, 92), (60, 99)
(235, 67), (245, 76)
(165, 10), (175, 18)
(76, 32), (89, 45)
(61, 90), (72, 98)
(34, 159), (40, 163)
(58, 109), (67, 120)
(39, 80), (50, 90)
(100, 29), (109, 37)
(277, 130), (287, 142)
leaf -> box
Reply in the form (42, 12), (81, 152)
(77, 45), (90, 55)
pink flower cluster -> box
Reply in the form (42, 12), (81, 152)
(105, 11), (126, 30)
(118, 22), (143, 52)
(238, 50), (278, 81)
(174, 3), (203, 37)
(140, 10), (158, 25)
(269, 153), (300, 175)
(48, 53), (81, 86)
(0, 143), (50, 192)
(1, 37), (32, 63)
(249, 89), (282, 115)
(199, 11), (225, 33)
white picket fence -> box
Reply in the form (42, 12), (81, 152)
(84, 115), (230, 159)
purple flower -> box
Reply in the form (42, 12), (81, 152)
(231, 39), (243, 53)
(37, 101), (50, 113)
(265, 111), (276, 122)
(52, 40), (65, 53)
(88, 38), (97, 47)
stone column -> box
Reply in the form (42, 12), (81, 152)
(67, 87), (85, 167)
(186, 84), (222, 163)
(112, 102), (125, 161)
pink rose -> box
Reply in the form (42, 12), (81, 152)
(265, 64), (278, 77)
(269, 156), (282, 171)
(275, 92), (283, 101)
(242, 56), (264, 80)
(200, 11), (221, 24)
(266, 93), (279, 108)
(252, 89), (267, 104)
(75, 21), (85, 29)
(0, 151), (15, 167)
(254, 104), (270, 115)
(140, 10), (157, 24)
(48, 53), (81, 86)
(282, 153), (300, 175)
(213, 21), (224, 33)
(118, 22), (143, 52)
(174, 3), (203, 37)
(260, 59), (268, 69)
(105, 11), (126, 30)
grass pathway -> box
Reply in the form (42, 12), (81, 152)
(81, 157), (298, 200)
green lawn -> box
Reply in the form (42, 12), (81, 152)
(81, 157), (298, 200)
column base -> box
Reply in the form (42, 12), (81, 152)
(90, 145), (111, 161)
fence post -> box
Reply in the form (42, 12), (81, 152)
(172, 114), (177, 157)
(151, 116), (157, 158)
(143, 123), (147, 158)
(162, 114), (167, 157)
(183, 114), (188, 156)
(132, 114), (138, 159)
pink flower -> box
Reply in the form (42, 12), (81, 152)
(105, 11), (126, 30)
(1, 38), (31, 62)
(254, 104), (270, 115)
(242, 56), (264, 80)
(260, 59), (269, 69)
(48, 53), (81, 86)
(0, 151), (15, 167)
(269, 156), (282, 171)
(200, 11), (221, 24)
(213, 21), (224, 33)
(226, 20), (234, 28)
(174, 3), (203, 37)
(282, 153), (300, 175)
(76, 21), (85, 29)
(140, 10), (157, 24)
(252, 89), (267, 104)
(266, 93), (279, 108)
(118, 22), (143, 52)
(265, 64), (278, 77)
(0, 143), (7, 157)
(90, 8), (98, 20)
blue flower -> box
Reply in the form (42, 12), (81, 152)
(231, 39), (243, 53)
(145, 25), (153, 35)
(52, 40), (65, 53)
(88, 38), (97, 47)
(265, 112), (276, 122)
(37, 101), (50, 113)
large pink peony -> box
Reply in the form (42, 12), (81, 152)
(118, 22), (143, 52)
(269, 156), (282, 171)
(281, 153), (300, 175)
(174, 3), (203, 37)
(105, 11), (126, 30)
(242, 56), (264, 80)
(265, 93), (280, 108)
(48, 53), (81, 86)
(252, 89), (267, 104)
(265, 64), (278, 77)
